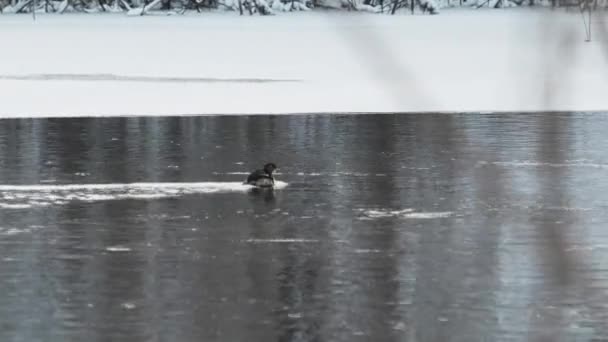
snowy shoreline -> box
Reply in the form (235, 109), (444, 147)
(1, 9), (607, 117)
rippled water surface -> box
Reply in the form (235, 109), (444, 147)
(1, 113), (608, 341)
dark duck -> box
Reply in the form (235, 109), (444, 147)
(245, 163), (277, 188)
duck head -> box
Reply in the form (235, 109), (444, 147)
(263, 162), (277, 176)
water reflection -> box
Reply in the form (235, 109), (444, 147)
(1, 113), (608, 341)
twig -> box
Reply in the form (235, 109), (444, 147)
(119, 0), (132, 10)
(578, 0), (592, 41)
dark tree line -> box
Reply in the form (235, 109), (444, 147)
(0, 0), (604, 15)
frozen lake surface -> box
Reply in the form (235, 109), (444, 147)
(1, 113), (608, 341)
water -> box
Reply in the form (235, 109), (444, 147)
(1, 113), (608, 341)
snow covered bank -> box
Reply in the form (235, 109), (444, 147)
(0, 9), (607, 117)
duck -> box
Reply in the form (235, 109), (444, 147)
(245, 163), (277, 188)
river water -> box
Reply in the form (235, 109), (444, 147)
(1, 113), (608, 341)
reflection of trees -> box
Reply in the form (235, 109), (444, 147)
(535, 115), (574, 287)
(540, 9), (608, 113)
(406, 115), (504, 341)
(318, 114), (402, 340)
(0, 119), (45, 184)
(527, 114), (608, 339)
(44, 201), (151, 342)
(236, 117), (327, 341)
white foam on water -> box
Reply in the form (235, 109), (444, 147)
(0, 181), (288, 208)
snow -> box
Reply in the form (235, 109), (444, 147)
(0, 181), (289, 208)
(358, 208), (453, 218)
(0, 9), (606, 117)
(0, 181), (288, 192)
(106, 246), (133, 252)
(243, 238), (320, 243)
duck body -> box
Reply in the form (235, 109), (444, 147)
(245, 163), (277, 188)
(246, 170), (275, 188)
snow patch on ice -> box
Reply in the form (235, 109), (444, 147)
(216, 171), (391, 177)
(215, 172), (251, 175)
(121, 302), (137, 309)
(244, 238), (319, 243)
(0, 225), (42, 236)
(479, 160), (608, 169)
(0, 181), (288, 208)
(106, 246), (132, 252)
(565, 244), (608, 252)
(403, 211), (453, 219)
(0, 228), (26, 236)
(358, 208), (453, 219)
(0, 203), (33, 209)
(354, 249), (383, 253)
(362, 208), (414, 218)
